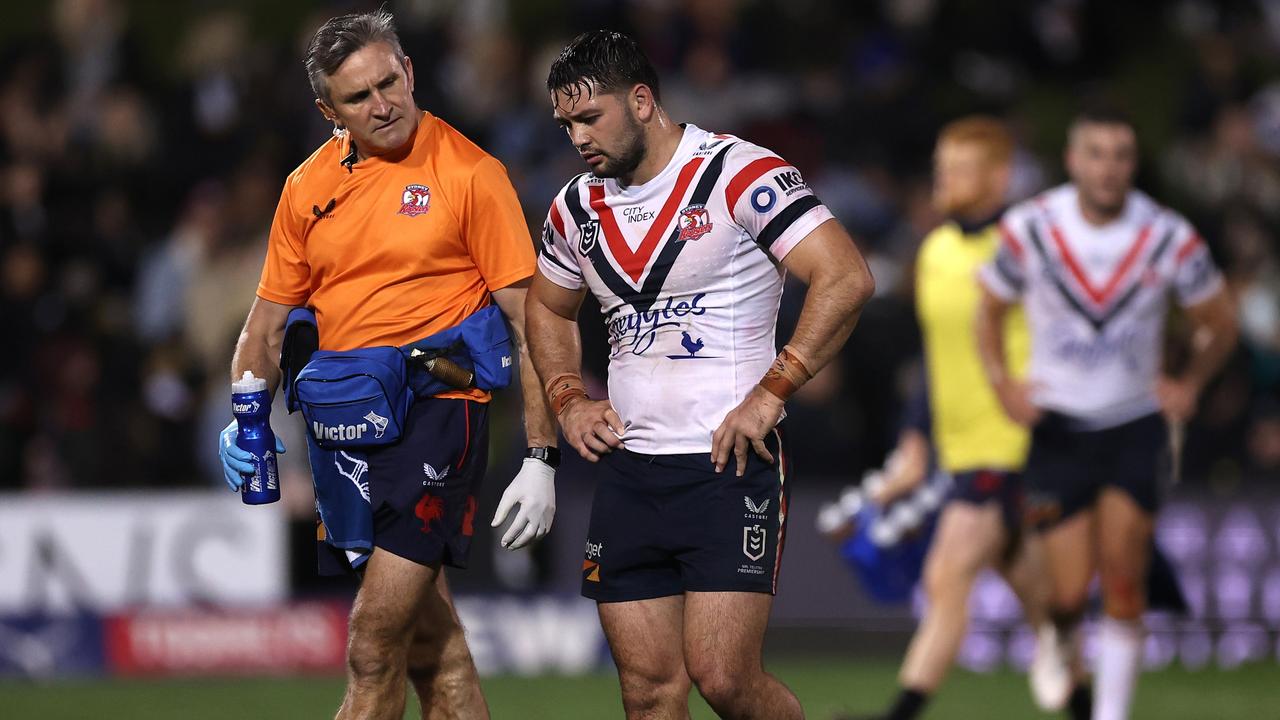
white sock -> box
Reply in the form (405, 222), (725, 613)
(1093, 617), (1144, 720)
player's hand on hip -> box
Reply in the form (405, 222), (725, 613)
(491, 457), (556, 550)
(218, 420), (286, 491)
(1155, 375), (1199, 424)
(712, 385), (784, 476)
(558, 399), (624, 461)
(995, 378), (1043, 427)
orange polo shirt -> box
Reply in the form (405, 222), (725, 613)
(257, 111), (534, 400)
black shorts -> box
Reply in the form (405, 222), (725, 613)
(948, 469), (1024, 532)
(1024, 412), (1166, 529)
(581, 430), (790, 602)
(318, 397), (488, 574)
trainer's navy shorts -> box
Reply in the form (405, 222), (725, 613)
(318, 397), (488, 574)
(1024, 412), (1166, 530)
(947, 468), (1024, 532)
(581, 429), (790, 602)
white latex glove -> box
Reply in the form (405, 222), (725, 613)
(491, 457), (556, 549)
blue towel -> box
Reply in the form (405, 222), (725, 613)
(283, 308), (372, 570)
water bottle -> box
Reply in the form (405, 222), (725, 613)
(232, 371), (280, 505)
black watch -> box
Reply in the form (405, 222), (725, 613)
(525, 446), (561, 469)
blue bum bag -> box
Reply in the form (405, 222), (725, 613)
(289, 304), (512, 450)
(294, 346), (414, 450)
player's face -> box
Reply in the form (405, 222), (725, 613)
(317, 42), (418, 157)
(551, 84), (646, 179)
(932, 139), (1007, 217)
(1065, 122), (1137, 217)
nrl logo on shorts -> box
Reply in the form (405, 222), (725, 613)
(398, 184), (431, 216)
(578, 219), (599, 254)
(677, 204), (712, 242)
(743, 524), (766, 562)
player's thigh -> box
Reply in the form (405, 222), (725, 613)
(1039, 509), (1096, 608)
(922, 501), (1007, 590)
(682, 591), (772, 680)
(352, 547), (440, 647)
(598, 595), (688, 684)
(1096, 488), (1153, 586)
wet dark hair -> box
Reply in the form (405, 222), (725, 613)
(546, 30), (661, 104)
(305, 9), (405, 102)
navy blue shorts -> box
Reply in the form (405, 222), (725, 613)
(1024, 412), (1166, 530)
(318, 397), (488, 573)
(581, 430), (790, 602)
(948, 469), (1024, 532)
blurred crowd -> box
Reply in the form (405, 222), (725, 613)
(1, 0), (1278, 499)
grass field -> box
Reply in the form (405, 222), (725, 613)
(0, 660), (1274, 719)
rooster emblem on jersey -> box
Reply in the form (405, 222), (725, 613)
(677, 204), (712, 241)
(666, 329), (720, 360)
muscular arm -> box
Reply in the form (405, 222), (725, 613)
(230, 297), (293, 393)
(710, 219), (874, 474)
(778, 219), (876, 373)
(492, 279), (558, 447)
(523, 272), (588, 385)
(1158, 287), (1238, 422)
(1178, 288), (1238, 391)
(975, 286), (1012, 390)
(525, 271), (624, 461)
(976, 286), (1040, 426)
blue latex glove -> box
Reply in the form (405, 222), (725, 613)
(219, 420), (286, 491)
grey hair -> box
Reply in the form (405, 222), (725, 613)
(305, 9), (405, 103)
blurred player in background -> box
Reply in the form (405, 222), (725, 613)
(837, 117), (1078, 720)
(977, 108), (1238, 720)
(526, 30), (874, 720)
(219, 10), (557, 719)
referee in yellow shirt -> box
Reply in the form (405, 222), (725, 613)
(845, 117), (1084, 720)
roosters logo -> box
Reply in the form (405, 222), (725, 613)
(677, 204), (712, 242)
(415, 493), (446, 533)
(399, 184), (431, 216)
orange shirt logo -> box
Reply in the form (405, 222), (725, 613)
(399, 184), (431, 216)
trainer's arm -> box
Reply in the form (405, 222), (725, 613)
(230, 297), (293, 394)
(778, 219), (876, 370)
(1157, 287), (1238, 422)
(976, 286), (1040, 426)
(492, 279), (557, 447)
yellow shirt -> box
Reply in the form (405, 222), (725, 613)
(915, 221), (1030, 472)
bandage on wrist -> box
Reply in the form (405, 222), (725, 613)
(544, 372), (589, 416)
(758, 345), (813, 401)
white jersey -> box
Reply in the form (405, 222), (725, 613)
(538, 124), (835, 454)
(980, 184), (1224, 429)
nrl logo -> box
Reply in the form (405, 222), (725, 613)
(743, 524), (766, 562)
(578, 219), (599, 255)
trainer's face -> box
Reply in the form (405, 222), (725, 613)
(932, 139), (1008, 217)
(317, 42), (418, 158)
(1065, 122), (1137, 217)
(552, 82), (647, 179)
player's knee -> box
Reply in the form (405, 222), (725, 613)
(618, 666), (689, 713)
(347, 640), (399, 684)
(687, 664), (749, 712)
(1100, 567), (1145, 619)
